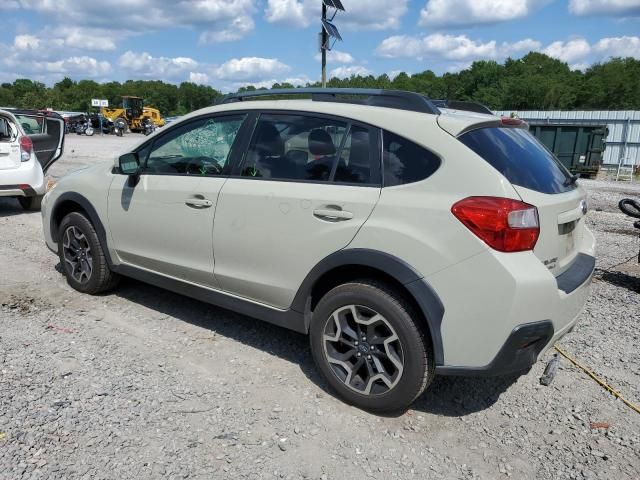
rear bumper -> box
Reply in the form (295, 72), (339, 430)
(0, 156), (45, 196)
(0, 184), (38, 197)
(436, 320), (554, 376)
(435, 251), (595, 376)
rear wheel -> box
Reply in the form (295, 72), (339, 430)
(18, 195), (42, 211)
(58, 212), (119, 294)
(310, 280), (434, 413)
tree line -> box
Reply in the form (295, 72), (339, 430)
(1, 53), (638, 116)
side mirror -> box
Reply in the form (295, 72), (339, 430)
(118, 152), (139, 175)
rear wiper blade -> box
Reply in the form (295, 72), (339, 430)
(564, 173), (580, 186)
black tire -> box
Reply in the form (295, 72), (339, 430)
(310, 280), (434, 413)
(18, 195), (43, 211)
(58, 212), (119, 294)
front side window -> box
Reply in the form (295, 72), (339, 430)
(240, 113), (374, 184)
(143, 115), (245, 176)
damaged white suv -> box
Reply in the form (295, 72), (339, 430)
(41, 89), (595, 412)
(0, 108), (64, 210)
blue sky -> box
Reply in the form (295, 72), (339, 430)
(2, 1), (639, 91)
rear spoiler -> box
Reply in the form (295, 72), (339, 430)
(432, 99), (493, 115)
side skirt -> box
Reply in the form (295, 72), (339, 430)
(113, 264), (307, 334)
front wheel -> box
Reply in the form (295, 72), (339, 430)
(58, 212), (119, 294)
(309, 280), (434, 413)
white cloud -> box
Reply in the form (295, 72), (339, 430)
(264, 0), (307, 26)
(189, 72), (210, 85)
(419, 0), (550, 27)
(118, 51), (199, 79)
(504, 38), (543, 55)
(329, 65), (372, 79)
(377, 34), (498, 61)
(376, 33), (640, 67)
(313, 50), (354, 64)
(593, 36), (640, 57)
(214, 57), (291, 81)
(11, 0), (257, 44)
(265, 0), (408, 30)
(543, 38), (592, 63)
(569, 0), (640, 16)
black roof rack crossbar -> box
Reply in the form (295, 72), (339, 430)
(216, 88), (441, 115)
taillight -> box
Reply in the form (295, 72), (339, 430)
(451, 196), (539, 252)
(20, 136), (33, 162)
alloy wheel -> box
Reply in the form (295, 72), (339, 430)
(322, 304), (404, 395)
(62, 226), (93, 284)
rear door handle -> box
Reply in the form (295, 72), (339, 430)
(185, 198), (213, 208)
(313, 208), (354, 221)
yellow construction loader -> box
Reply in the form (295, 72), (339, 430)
(101, 96), (165, 133)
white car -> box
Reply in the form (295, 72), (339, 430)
(41, 89), (595, 412)
(0, 108), (64, 210)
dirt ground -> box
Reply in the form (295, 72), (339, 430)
(1, 134), (639, 480)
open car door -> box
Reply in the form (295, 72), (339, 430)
(11, 110), (65, 173)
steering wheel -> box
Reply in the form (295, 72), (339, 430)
(185, 157), (222, 175)
(619, 199), (640, 219)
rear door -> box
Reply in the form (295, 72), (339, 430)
(212, 111), (381, 309)
(12, 111), (65, 172)
(459, 126), (587, 276)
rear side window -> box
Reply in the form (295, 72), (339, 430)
(459, 127), (575, 194)
(13, 114), (45, 135)
(382, 130), (441, 187)
(241, 113), (376, 185)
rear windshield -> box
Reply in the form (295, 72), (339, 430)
(459, 127), (575, 194)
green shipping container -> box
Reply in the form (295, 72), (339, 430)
(530, 125), (607, 178)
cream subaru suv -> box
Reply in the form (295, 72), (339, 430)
(42, 89), (595, 412)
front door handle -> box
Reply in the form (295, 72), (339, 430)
(313, 208), (354, 221)
(185, 197), (213, 208)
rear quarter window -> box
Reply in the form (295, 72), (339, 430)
(383, 130), (441, 187)
(459, 127), (575, 194)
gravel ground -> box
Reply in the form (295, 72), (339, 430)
(1, 135), (639, 480)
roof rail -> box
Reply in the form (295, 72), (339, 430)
(432, 99), (493, 115)
(216, 88), (441, 115)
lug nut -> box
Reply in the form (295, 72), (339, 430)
(356, 352), (361, 357)
(362, 336), (367, 341)
(354, 341), (359, 346)
(371, 346), (375, 351)
(367, 355), (371, 360)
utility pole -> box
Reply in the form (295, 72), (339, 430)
(321, 2), (328, 88)
(319, 0), (344, 88)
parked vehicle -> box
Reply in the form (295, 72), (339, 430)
(41, 88), (596, 412)
(141, 117), (155, 136)
(0, 108), (64, 210)
(101, 96), (165, 134)
(113, 117), (127, 137)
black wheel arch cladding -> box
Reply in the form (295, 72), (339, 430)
(292, 249), (445, 366)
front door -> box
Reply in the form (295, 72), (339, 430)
(107, 113), (247, 287)
(213, 112), (381, 309)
